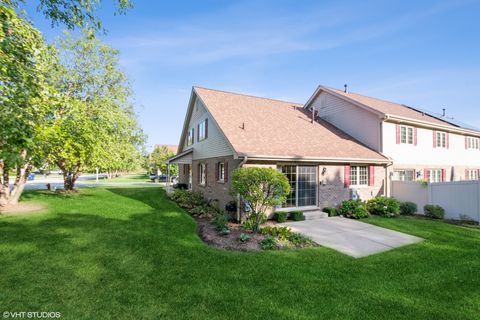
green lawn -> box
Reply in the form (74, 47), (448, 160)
(1, 187), (479, 319)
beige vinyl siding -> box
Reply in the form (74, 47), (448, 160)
(311, 92), (382, 151)
(184, 98), (234, 160)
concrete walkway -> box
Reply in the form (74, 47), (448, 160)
(283, 217), (423, 258)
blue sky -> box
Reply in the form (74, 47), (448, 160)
(26, 0), (480, 149)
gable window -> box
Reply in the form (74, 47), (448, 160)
(400, 126), (414, 144)
(466, 137), (479, 149)
(198, 119), (208, 141)
(350, 166), (368, 186)
(199, 163), (206, 185)
(392, 169), (414, 181)
(466, 169), (479, 180)
(187, 128), (194, 146)
(436, 131), (446, 148)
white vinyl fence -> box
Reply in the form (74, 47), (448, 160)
(392, 181), (480, 222)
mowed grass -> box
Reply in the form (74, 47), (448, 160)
(0, 187), (479, 320)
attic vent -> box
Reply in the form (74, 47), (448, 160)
(344, 84), (348, 93)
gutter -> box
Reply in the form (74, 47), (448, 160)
(239, 154), (391, 165)
(384, 114), (480, 137)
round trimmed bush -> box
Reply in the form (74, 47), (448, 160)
(366, 196), (400, 218)
(400, 201), (417, 215)
(340, 199), (369, 219)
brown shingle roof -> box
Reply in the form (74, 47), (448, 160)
(194, 87), (388, 162)
(322, 86), (456, 128)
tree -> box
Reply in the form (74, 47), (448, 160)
(8, 0), (133, 31)
(39, 31), (144, 190)
(0, 5), (53, 205)
(149, 146), (178, 176)
(231, 167), (290, 232)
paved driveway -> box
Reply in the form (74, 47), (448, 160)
(283, 217), (423, 258)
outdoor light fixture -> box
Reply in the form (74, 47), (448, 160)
(322, 167), (327, 175)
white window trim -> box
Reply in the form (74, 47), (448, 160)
(393, 169), (415, 181)
(198, 119), (207, 141)
(199, 163), (206, 185)
(467, 169), (479, 180)
(436, 131), (446, 148)
(400, 125), (414, 145)
(187, 128), (194, 146)
(429, 169), (442, 183)
(218, 162), (225, 182)
(467, 137), (479, 150)
(350, 166), (369, 187)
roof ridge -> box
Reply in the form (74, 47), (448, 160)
(193, 85), (303, 106)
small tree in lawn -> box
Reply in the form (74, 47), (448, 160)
(231, 167), (290, 232)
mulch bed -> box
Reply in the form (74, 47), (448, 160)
(196, 217), (267, 251)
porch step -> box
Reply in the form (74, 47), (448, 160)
(302, 210), (328, 220)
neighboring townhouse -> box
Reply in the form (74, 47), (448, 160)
(304, 86), (480, 183)
(167, 87), (391, 215)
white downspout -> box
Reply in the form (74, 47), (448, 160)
(236, 156), (248, 222)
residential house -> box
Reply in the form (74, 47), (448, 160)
(167, 86), (480, 214)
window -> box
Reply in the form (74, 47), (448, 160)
(218, 162), (225, 181)
(428, 169), (442, 183)
(400, 126), (414, 144)
(466, 169), (479, 180)
(198, 119), (208, 141)
(467, 137), (479, 149)
(392, 170), (415, 181)
(199, 163), (206, 185)
(436, 132), (446, 148)
(350, 166), (368, 186)
(187, 128), (194, 146)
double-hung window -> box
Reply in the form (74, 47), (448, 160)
(400, 126), (414, 144)
(350, 166), (368, 186)
(392, 170), (415, 181)
(428, 169), (442, 183)
(466, 169), (479, 180)
(436, 132), (446, 148)
(218, 162), (225, 182)
(198, 119), (207, 141)
(199, 163), (206, 185)
(467, 137), (479, 149)
(187, 128), (194, 146)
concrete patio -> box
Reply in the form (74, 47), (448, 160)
(283, 217), (423, 258)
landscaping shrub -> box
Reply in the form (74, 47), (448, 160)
(366, 196), (400, 217)
(273, 211), (288, 223)
(400, 201), (417, 215)
(232, 167), (290, 232)
(212, 214), (229, 231)
(239, 233), (250, 243)
(219, 227), (230, 236)
(260, 226), (292, 241)
(322, 207), (337, 217)
(288, 232), (315, 248)
(170, 189), (207, 209)
(424, 204), (445, 219)
(340, 199), (369, 219)
(242, 215), (267, 231)
(290, 210), (305, 221)
(259, 236), (278, 250)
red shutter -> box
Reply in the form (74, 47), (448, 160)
(205, 119), (208, 139)
(465, 169), (469, 180)
(368, 165), (375, 186)
(414, 128), (418, 146)
(224, 161), (229, 182)
(344, 165), (350, 188)
(465, 136), (468, 149)
(215, 162), (219, 181)
(441, 169), (446, 182)
(396, 124), (400, 144)
(477, 169), (480, 180)
(433, 131), (436, 148)
(446, 133), (449, 149)
(424, 169), (430, 181)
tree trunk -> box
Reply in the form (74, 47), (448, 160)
(5, 163), (30, 205)
(0, 164), (10, 207)
(63, 173), (79, 191)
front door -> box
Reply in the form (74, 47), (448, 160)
(280, 165), (317, 208)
